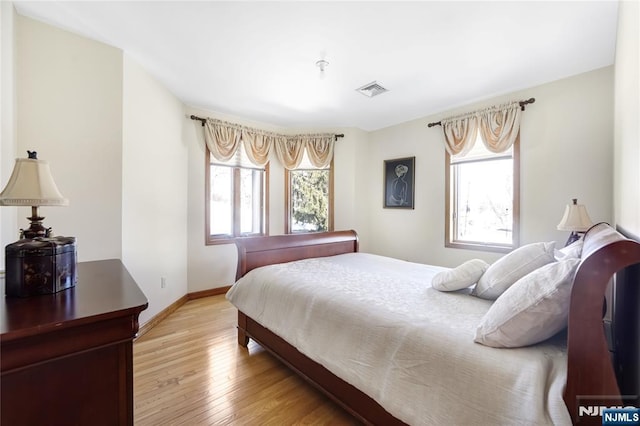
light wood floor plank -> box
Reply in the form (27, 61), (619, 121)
(134, 295), (358, 425)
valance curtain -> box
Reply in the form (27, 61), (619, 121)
(274, 138), (306, 170)
(241, 131), (279, 167)
(304, 135), (335, 168)
(477, 102), (521, 153)
(441, 115), (478, 156)
(203, 121), (242, 162)
(441, 101), (521, 156)
(204, 118), (335, 170)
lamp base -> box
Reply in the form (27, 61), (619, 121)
(20, 215), (52, 239)
(565, 231), (582, 247)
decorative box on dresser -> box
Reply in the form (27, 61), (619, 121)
(1, 259), (148, 426)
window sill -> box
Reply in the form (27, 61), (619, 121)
(445, 241), (513, 254)
(206, 234), (266, 246)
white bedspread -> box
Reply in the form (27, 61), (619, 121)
(226, 253), (571, 426)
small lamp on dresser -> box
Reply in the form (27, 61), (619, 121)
(0, 151), (77, 297)
(557, 198), (593, 247)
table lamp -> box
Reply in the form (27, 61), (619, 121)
(0, 151), (69, 237)
(0, 151), (77, 297)
(557, 198), (593, 246)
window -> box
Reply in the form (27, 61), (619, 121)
(285, 154), (333, 233)
(445, 133), (519, 252)
(206, 144), (268, 243)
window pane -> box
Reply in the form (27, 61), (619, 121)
(453, 158), (513, 244)
(210, 165), (233, 236)
(290, 169), (329, 232)
(240, 168), (264, 235)
(206, 146), (268, 243)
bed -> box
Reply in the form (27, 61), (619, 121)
(226, 224), (640, 425)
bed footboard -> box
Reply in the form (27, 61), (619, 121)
(236, 310), (405, 425)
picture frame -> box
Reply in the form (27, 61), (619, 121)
(383, 156), (415, 209)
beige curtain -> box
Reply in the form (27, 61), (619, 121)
(201, 117), (337, 169)
(275, 138), (306, 170)
(204, 119), (242, 162)
(440, 101), (522, 155)
(301, 135), (335, 168)
(241, 131), (276, 167)
(441, 115), (478, 156)
(478, 101), (521, 153)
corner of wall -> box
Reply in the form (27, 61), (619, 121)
(613, 0), (640, 236)
(122, 55), (189, 325)
(0, 1), (18, 270)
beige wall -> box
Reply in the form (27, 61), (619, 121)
(8, 14), (191, 326)
(0, 2), (17, 271)
(614, 0), (640, 238)
(363, 67), (614, 267)
(333, 128), (370, 234)
(122, 55), (188, 325)
(15, 15), (123, 261)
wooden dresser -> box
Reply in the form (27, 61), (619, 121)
(1, 259), (148, 425)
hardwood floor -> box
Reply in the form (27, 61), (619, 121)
(134, 295), (359, 425)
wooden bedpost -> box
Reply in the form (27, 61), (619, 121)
(237, 311), (249, 347)
(563, 224), (640, 424)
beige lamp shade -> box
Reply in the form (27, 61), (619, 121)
(0, 158), (68, 206)
(557, 198), (592, 232)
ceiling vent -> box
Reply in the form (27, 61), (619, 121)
(356, 81), (389, 98)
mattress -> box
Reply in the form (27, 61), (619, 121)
(226, 252), (571, 425)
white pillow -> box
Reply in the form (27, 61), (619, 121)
(473, 241), (556, 300)
(431, 259), (490, 292)
(554, 239), (583, 261)
(474, 258), (581, 348)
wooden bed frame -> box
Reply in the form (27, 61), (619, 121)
(233, 224), (640, 425)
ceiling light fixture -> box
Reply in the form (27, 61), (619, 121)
(315, 59), (329, 77)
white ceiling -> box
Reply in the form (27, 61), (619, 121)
(13, 1), (619, 131)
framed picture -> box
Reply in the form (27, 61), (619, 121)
(383, 156), (415, 209)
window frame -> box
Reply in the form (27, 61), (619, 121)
(445, 134), (520, 253)
(205, 146), (269, 245)
(284, 159), (334, 234)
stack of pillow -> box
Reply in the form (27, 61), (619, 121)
(431, 239), (584, 348)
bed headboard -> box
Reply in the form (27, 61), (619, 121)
(564, 222), (640, 423)
(235, 230), (359, 281)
